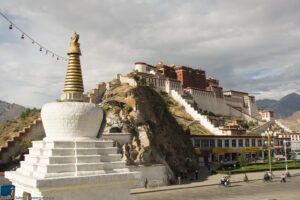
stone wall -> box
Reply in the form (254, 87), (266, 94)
(229, 106), (261, 123)
(118, 74), (137, 86)
(128, 164), (169, 188)
(251, 120), (275, 133)
(101, 133), (132, 146)
(187, 88), (230, 116)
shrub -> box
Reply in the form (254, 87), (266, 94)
(123, 104), (133, 113)
(102, 105), (110, 111)
(238, 153), (248, 167)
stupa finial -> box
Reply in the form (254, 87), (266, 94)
(61, 32), (84, 102)
(68, 32), (81, 55)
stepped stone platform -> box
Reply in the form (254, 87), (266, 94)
(6, 139), (139, 199)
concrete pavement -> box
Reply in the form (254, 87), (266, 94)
(131, 169), (300, 194)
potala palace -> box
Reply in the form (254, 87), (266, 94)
(118, 61), (275, 135)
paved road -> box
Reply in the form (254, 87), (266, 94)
(131, 175), (300, 200)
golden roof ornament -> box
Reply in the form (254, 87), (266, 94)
(61, 32), (84, 102)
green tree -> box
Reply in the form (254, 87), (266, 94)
(238, 153), (247, 167)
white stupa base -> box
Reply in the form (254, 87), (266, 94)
(5, 139), (140, 200)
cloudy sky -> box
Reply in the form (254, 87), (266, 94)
(1, 0), (300, 108)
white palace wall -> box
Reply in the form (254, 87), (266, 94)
(186, 89), (230, 116)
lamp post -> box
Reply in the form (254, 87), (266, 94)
(262, 130), (277, 173)
(284, 140), (289, 175)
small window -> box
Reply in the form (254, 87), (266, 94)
(245, 139), (250, 147)
(232, 139), (236, 147)
(201, 140), (209, 148)
(209, 140), (215, 148)
(225, 140), (229, 148)
(252, 139), (256, 147)
(218, 139), (222, 148)
(195, 139), (200, 147)
(239, 139), (243, 147)
(258, 140), (262, 147)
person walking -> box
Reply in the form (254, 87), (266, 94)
(195, 170), (198, 180)
(244, 174), (248, 182)
(144, 178), (148, 188)
(178, 176), (181, 184)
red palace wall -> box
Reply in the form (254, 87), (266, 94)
(156, 64), (207, 90)
(175, 66), (206, 89)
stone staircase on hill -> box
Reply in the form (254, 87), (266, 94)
(228, 105), (262, 123)
(0, 118), (45, 164)
(250, 120), (275, 133)
(171, 90), (223, 135)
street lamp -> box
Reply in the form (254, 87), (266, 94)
(262, 130), (277, 173)
(283, 140), (289, 175)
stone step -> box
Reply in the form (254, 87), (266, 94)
(32, 140), (114, 149)
(20, 161), (126, 174)
(29, 147), (118, 156)
(24, 154), (122, 164)
(18, 167), (131, 179)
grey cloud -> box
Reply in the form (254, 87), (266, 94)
(0, 0), (300, 107)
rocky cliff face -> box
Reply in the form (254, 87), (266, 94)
(101, 79), (197, 178)
(0, 100), (26, 124)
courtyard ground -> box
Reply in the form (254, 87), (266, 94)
(131, 169), (300, 200)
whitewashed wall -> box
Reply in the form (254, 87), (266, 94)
(186, 88), (230, 116)
(128, 165), (169, 188)
(118, 75), (137, 86)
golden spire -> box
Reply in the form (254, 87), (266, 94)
(61, 32), (84, 102)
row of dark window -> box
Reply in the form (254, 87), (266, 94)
(194, 139), (263, 148)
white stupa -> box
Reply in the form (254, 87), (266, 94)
(5, 33), (140, 200)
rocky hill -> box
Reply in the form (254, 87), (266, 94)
(278, 111), (300, 132)
(256, 93), (300, 119)
(101, 79), (200, 177)
(0, 100), (26, 124)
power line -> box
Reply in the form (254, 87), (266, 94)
(0, 11), (68, 61)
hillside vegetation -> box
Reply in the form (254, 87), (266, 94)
(0, 108), (40, 148)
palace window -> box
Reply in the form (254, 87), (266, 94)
(239, 139), (243, 147)
(217, 139), (222, 148)
(225, 140), (229, 148)
(201, 139), (209, 148)
(245, 139), (250, 147)
(258, 140), (262, 147)
(251, 139), (256, 147)
(209, 140), (215, 148)
(232, 139), (236, 147)
(195, 139), (200, 147)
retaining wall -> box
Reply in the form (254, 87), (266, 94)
(128, 164), (169, 188)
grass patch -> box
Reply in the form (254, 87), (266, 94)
(247, 131), (261, 136)
(217, 161), (300, 174)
